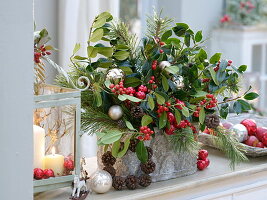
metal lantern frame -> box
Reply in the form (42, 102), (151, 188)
(33, 84), (81, 193)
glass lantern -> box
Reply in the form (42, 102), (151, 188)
(33, 84), (81, 193)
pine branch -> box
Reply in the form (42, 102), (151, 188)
(81, 106), (121, 135)
(212, 126), (248, 169)
(109, 21), (139, 62)
(168, 127), (200, 156)
(146, 10), (173, 38)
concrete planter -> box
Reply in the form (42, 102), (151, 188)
(97, 131), (197, 182)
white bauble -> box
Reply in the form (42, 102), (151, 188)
(173, 75), (184, 89)
(159, 61), (171, 70)
(89, 170), (112, 194)
(230, 124), (248, 142)
(106, 68), (124, 81)
(108, 105), (123, 120)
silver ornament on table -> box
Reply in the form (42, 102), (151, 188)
(172, 75), (184, 89)
(106, 68), (124, 81)
(108, 105), (123, 120)
(89, 170), (112, 194)
(159, 61), (171, 70)
(230, 124), (248, 142)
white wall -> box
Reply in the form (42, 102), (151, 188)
(0, 1), (33, 199)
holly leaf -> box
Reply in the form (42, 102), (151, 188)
(238, 99), (251, 111)
(210, 53), (221, 64)
(162, 75), (169, 92)
(238, 65), (247, 73)
(161, 30), (172, 42)
(244, 92), (259, 100)
(233, 101), (242, 114)
(89, 29), (104, 42)
(220, 103), (229, 119)
(208, 67), (219, 86)
(124, 77), (141, 87)
(199, 107), (205, 124)
(136, 141), (148, 163)
(181, 107), (189, 117)
(198, 49), (207, 62)
(159, 111), (167, 129)
(155, 92), (165, 105)
(195, 31), (202, 42)
(175, 109), (181, 124)
(141, 115), (153, 127)
(125, 121), (135, 130)
(148, 95), (155, 110)
(165, 65), (179, 74)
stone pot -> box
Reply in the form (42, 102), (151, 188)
(97, 130), (198, 182)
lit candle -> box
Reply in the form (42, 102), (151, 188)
(33, 125), (45, 169)
(44, 147), (64, 176)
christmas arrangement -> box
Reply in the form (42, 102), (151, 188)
(56, 11), (259, 190)
(220, 0), (267, 27)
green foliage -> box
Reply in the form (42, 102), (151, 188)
(212, 126), (248, 169)
(136, 141), (148, 163)
(168, 127), (200, 155)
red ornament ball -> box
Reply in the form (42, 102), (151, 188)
(241, 119), (257, 136)
(43, 169), (55, 179)
(197, 160), (206, 170)
(203, 158), (210, 167)
(64, 159), (74, 171)
(34, 168), (44, 180)
(198, 149), (208, 160)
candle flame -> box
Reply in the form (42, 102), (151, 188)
(52, 147), (55, 156)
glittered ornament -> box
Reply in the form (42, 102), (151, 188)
(230, 124), (248, 142)
(34, 168), (44, 180)
(64, 159), (74, 171)
(108, 105), (123, 120)
(172, 76), (184, 89)
(159, 61), (171, 70)
(89, 170), (112, 194)
(240, 119), (257, 136)
(106, 68), (124, 82)
(43, 169), (55, 179)
(222, 122), (233, 129)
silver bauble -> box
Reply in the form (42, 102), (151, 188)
(89, 170), (112, 194)
(159, 61), (171, 70)
(230, 124), (248, 142)
(108, 105), (123, 120)
(106, 68), (124, 81)
(173, 76), (184, 89)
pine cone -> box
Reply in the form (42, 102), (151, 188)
(205, 114), (220, 129)
(129, 139), (138, 152)
(140, 160), (156, 174)
(102, 151), (116, 166)
(130, 106), (144, 118)
(139, 174), (152, 187)
(146, 147), (153, 159)
(103, 165), (116, 177)
(112, 176), (125, 190)
(118, 119), (126, 129)
(125, 175), (138, 190)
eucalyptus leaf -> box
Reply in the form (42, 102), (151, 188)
(89, 29), (104, 42)
(155, 92), (165, 105)
(159, 111), (167, 129)
(125, 121), (135, 130)
(113, 51), (130, 61)
(87, 46), (98, 58)
(111, 140), (121, 157)
(175, 109), (181, 124)
(181, 107), (189, 117)
(199, 107), (205, 124)
(148, 96), (155, 110)
(208, 67), (219, 86)
(165, 65), (179, 74)
(117, 137), (131, 158)
(136, 141), (148, 163)
(162, 75), (169, 92)
(101, 130), (123, 144)
(96, 47), (113, 57)
(73, 43), (81, 55)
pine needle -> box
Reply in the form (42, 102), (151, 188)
(146, 10), (173, 38)
(212, 126), (248, 169)
(168, 127), (200, 156)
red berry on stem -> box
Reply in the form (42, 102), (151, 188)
(159, 49), (164, 54)
(167, 112), (175, 123)
(159, 42), (165, 46)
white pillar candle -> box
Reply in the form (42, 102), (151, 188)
(44, 147), (64, 176)
(33, 125), (45, 169)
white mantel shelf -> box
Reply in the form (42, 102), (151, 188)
(34, 147), (267, 200)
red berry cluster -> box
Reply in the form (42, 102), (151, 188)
(174, 99), (185, 110)
(148, 76), (158, 89)
(34, 168), (55, 180)
(214, 60), (233, 72)
(202, 78), (210, 83)
(193, 106), (201, 117)
(157, 102), (171, 115)
(151, 60), (158, 70)
(109, 81), (136, 96)
(197, 149), (210, 170)
(138, 126), (155, 141)
(165, 119), (197, 135)
(34, 45), (51, 63)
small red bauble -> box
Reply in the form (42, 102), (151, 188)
(256, 142), (264, 148)
(244, 136), (259, 147)
(43, 169), (55, 179)
(256, 127), (267, 141)
(64, 159), (74, 171)
(197, 160), (206, 170)
(34, 168), (44, 180)
(198, 149), (208, 160)
(261, 133), (267, 146)
(241, 119), (257, 135)
(203, 158), (210, 167)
